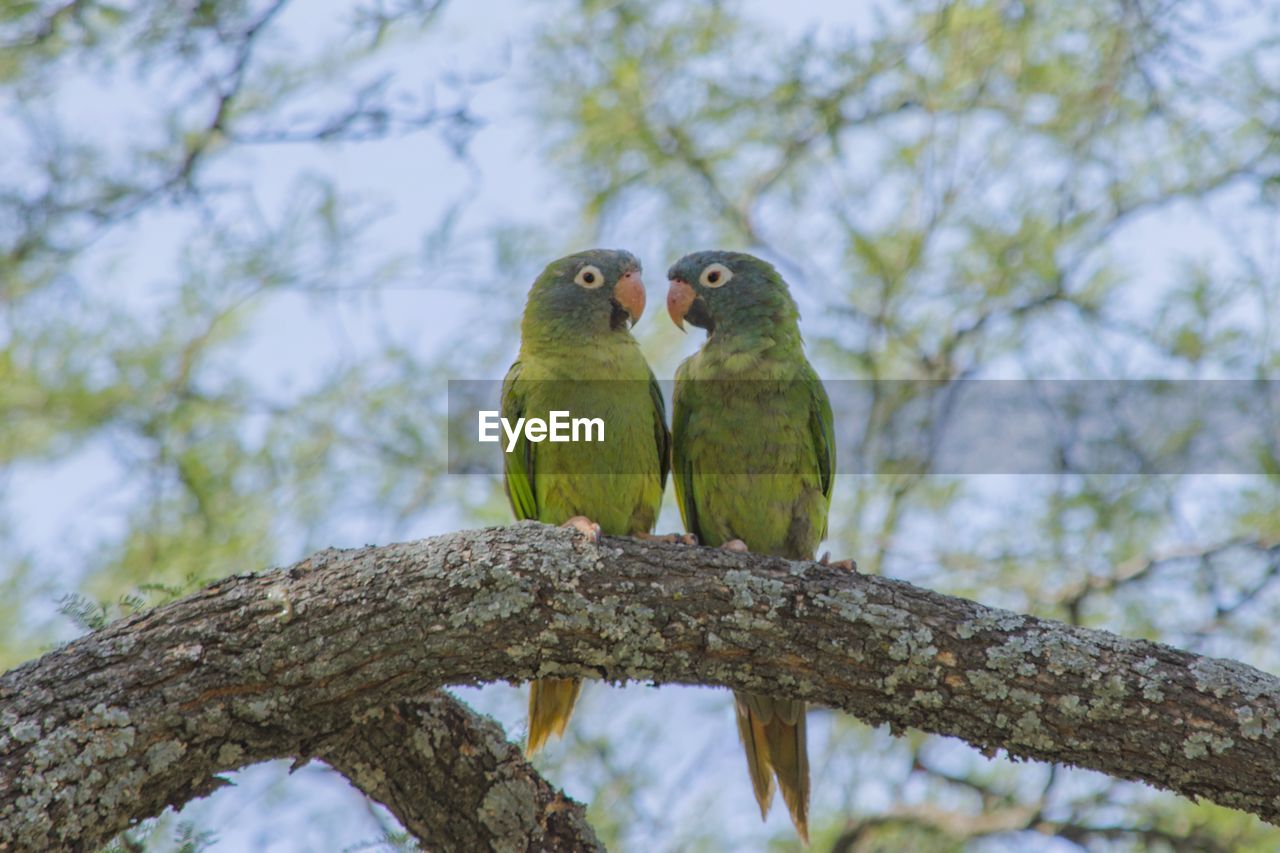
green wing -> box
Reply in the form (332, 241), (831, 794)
(670, 359), (700, 541)
(501, 360), (538, 521)
(807, 368), (836, 539)
(651, 369), (672, 493)
(503, 360), (667, 524)
(672, 362), (834, 545)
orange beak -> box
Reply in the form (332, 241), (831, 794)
(613, 268), (645, 326)
(667, 278), (695, 331)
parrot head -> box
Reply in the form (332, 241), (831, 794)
(666, 250), (800, 337)
(522, 248), (645, 342)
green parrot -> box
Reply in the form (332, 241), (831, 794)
(666, 250), (835, 843)
(502, 248), (670, 756)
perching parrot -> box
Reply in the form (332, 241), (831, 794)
(666, 250), (836, 843)
(502, 248), (671, 756)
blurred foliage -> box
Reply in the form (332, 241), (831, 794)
(0, 0), (476, 667)
(3, 0), (1280, 850)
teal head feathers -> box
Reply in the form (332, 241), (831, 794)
(521, 248), (644, 347)
(666, 250), (800, 339)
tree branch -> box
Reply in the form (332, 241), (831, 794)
(3, 521), (1279, 849)
(318, 693), (600, 851)
(0, 678), (598, 852)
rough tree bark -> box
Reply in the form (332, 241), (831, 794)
(3, 521), (1280, 850)
(318, 694), (600, 851)
(0, 681), (599, 852)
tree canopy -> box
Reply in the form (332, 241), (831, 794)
(2, 0), (1279, 848)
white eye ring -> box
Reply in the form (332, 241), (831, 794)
(699, 263), (733, 288)
(574, 264), (605, 289)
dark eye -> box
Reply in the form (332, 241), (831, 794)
(699, 263), (733, 288)
(574, 265), (605, 289)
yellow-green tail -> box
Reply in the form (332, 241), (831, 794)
(734, 691), (810, 844)
(525, 677), (583, 757)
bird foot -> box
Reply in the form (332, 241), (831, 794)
(820, 551), (857, 571)
(636, 531), (699, 546)
(721, 539), (750, 553)
(561, 516), (602, 544)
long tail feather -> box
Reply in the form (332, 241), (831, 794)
(735, 690), (810, 843)
(526, 677), (583, 757)
(734, 691), (777, 818)
(766, 699), (809, 844)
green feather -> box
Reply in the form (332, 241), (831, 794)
(503, 358), (669, 533)
(670, 252), (833, 557)
(502, 249), (668, 535)
(669, 250), (831, 841)
(502, 248), (669, 755)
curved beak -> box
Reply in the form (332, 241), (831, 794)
(666, 278), (695, 332)
(613, 268), (645, 327)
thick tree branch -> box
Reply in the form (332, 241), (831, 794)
(318, 694), (600, 851)
(3, 522), (1280, 849)
(0, 680), (598, 852)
